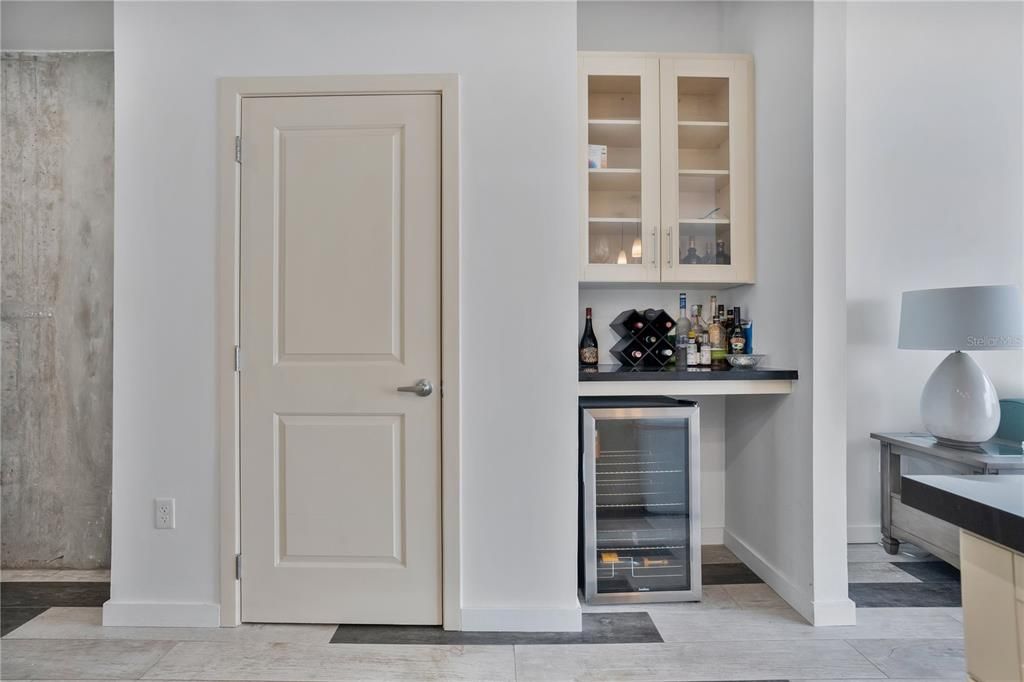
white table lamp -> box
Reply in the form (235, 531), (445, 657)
(899, 285), (1023, 448)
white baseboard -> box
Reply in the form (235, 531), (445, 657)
(723, 529), (814, 622)
(701, 526), (724, 545)
(724, 530), (856, 626)
(460, 604), (582, 632)
(811, 597), (857, 626)
(847, 524), (880, 544)
(102, 600), (221, 627)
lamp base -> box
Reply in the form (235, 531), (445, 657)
(933, 436), (985, 451)
(920, 351), (1000, 447)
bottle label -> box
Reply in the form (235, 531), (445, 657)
(580, 347), (598, 365)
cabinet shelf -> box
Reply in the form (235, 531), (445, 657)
(679, 169), (729, 191)
(679, 218), (730, 224)
(678, 122), (729, 149)
(589, 168), (642, 191)
(590, 217), (641, 223)
(589, 119), (642, 147)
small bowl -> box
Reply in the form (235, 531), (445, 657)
(726, 354), (765, 369)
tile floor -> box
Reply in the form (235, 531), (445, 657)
(1, 544), (965, 681)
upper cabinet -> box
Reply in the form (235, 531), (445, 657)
(579, 53), (755, 285)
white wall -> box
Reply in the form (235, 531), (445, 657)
(846, 2), (1024, 543)
(578, 2), (848, 624)
(109, 1), (579, 628)
(717, 1), (839, 624)
(811, 0), (854, 625)
(1, 1), (113, 51)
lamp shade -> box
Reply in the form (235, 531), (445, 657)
(898, 285), (1023, 351)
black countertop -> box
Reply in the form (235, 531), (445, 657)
(579, 364), (799, 382)
(901, 474), (1024, 554)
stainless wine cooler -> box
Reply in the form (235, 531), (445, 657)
(580, 397), (701, 604)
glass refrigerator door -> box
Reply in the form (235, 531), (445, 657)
(583, 407), (701, 603)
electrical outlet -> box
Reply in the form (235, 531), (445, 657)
(155, 498), (175, 529)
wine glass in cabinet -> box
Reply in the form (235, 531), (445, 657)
(579, 54), (661, 282)
(660, 55), (754, 284)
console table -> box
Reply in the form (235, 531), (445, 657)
(870, 432), (1024, 567)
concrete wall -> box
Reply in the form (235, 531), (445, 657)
(109, 1), (578, 627)
(1, 2), (113, 51)
(1, 51), (115, 568)
(845, 1), (1024, 542)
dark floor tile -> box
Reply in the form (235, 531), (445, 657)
(850, 581), (961, 607)
(331, 611), (662, 645)
(0, 582), (109, 608)
(1, 607), (47, 637)
(893, 560), (961, 583)
(702, 562), (764, 585)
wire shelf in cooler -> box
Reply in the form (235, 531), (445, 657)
(598, 499), (684, 503)
(596, 469), (684, 476)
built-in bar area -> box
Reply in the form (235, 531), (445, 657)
(575, 50), (809, 612)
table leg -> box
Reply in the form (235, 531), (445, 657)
(879, 442), (900, 554)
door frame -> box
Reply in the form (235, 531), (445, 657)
(216, 75), (461, 628)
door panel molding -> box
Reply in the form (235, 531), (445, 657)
(217, 74), (460, 628)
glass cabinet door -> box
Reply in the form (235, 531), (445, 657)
(580, 55), (660, 283)
(659, 57), (754, 284)
(582, 407), (701, 603)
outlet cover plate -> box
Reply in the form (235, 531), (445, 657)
(155, 497), (175, 529)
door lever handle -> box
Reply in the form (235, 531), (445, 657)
(397, 379), (433, 397)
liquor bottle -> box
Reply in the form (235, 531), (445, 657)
(692, 304), (706, 338)
(708, 308), (728, 369)
(703, 242), (713, 264)
(730, 320), (746, 355)
(724, 308), (735, 340)
(707, 308), (724, 351)
(686, 334), (698, 367)
(700, 331), (712, 366)
(715, 240), (730, 265)
(579, 308), (599, 366)
(681, 236), (701, 264)
(726, 306), (741, 343)
(674, 293), (691, 360)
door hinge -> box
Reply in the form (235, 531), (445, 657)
(235, 554), (241, 580)
(235, 135), (241, 164)
(234, 345), (241, 372)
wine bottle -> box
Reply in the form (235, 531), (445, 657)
(579, 308), (599, 366)
(681, 236), (701, 264)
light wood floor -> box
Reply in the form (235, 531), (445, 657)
(1, 544), (964, 681)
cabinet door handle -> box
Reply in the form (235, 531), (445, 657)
(650, 226), (657, 265)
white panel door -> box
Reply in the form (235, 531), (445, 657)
(239, 94), (441, 624)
